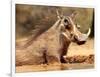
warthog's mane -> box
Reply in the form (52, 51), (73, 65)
(16, 19), (61, 49)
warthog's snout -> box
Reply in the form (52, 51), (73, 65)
(74, 28), (91, 45)
(74, 34), (87, 45)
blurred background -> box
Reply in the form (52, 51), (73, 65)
(16, 4), (94, 39)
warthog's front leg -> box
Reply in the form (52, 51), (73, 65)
(46, 52), (61, 65)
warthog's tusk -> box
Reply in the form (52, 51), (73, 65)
(86, 28), (91, 37)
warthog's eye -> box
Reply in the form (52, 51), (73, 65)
(64, 19), (71, 29)
(64, 19), (68, 23)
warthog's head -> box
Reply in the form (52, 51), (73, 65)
(57, 11), (91, 45)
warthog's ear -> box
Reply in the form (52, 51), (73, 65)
(70, 11), (77, 19)
(56, 10), (63, 19)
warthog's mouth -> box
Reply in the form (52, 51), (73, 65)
(74, 35), (87, 45)
(76, 41), (86, 45)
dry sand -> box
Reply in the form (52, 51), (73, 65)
(67, 39), (94, 56)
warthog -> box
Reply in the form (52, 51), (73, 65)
(16, 11), (91, 66)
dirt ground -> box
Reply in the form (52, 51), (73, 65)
(67, 38), (94, 56)
(16, 39), (94, 73)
